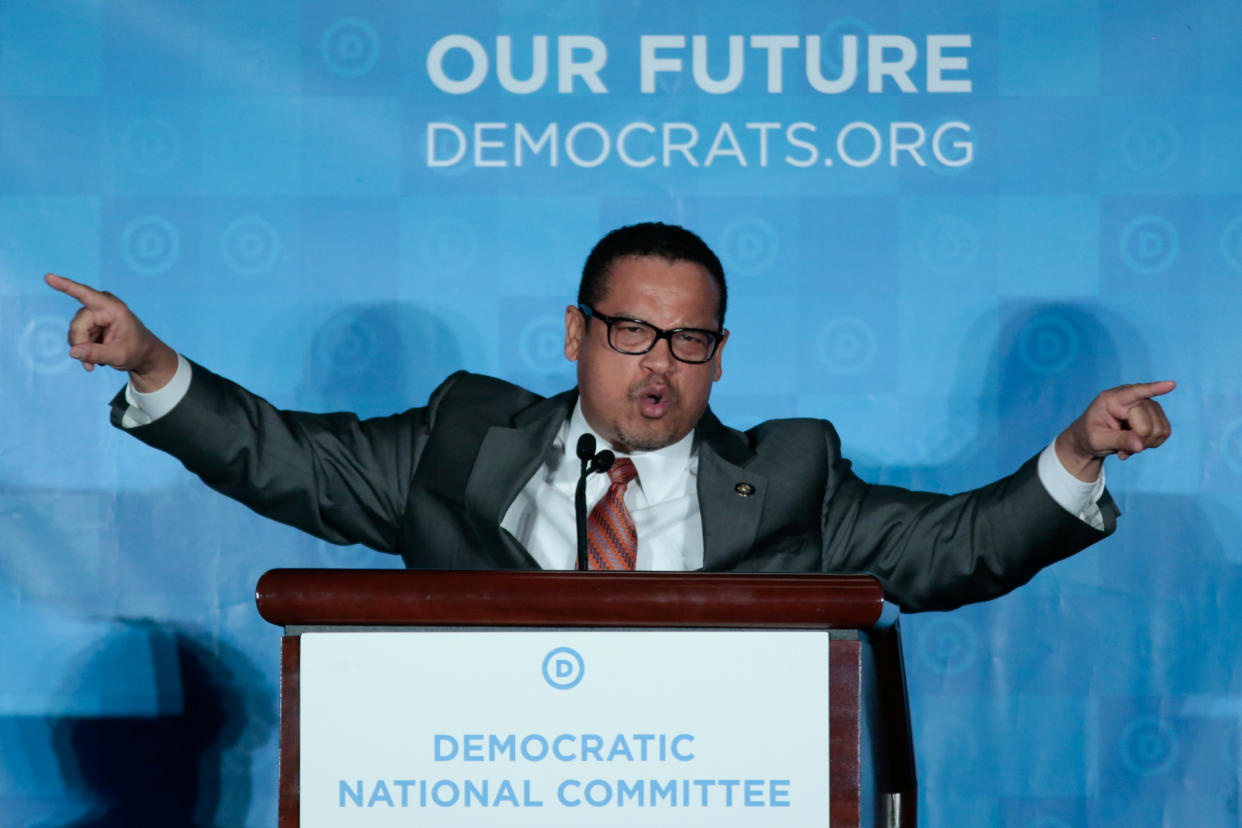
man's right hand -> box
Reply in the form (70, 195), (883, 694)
(44, 274), (179, 393)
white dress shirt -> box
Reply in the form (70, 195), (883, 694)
(499, 401), (706, 570)
(123, 356), (1107, 567)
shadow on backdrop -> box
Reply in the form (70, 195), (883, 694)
(296, 302), (465, 418)
(861, 303), (1242, 825)
(42, 621), (274, 828)
(862, 301), (1129, 491)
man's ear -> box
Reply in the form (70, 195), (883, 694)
(712, 329), (729, 382)
(564, 304), (584, 361)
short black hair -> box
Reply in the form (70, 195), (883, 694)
(578, 222), (727, 329)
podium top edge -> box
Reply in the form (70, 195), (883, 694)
(255, 569), (887, 630)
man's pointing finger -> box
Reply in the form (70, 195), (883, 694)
(1110, 380), (1176, 410)
(45, 273), (110, 310)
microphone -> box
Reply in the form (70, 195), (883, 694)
(574, 435), (616, 571)
(591, 450), (615, 475)
(576, 433), (596, 474)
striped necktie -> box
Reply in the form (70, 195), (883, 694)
(586, 458), (638, 570)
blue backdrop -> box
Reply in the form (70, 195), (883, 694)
(3, 1), (1240, 825)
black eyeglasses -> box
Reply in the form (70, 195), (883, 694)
(579, 304), (723, 364)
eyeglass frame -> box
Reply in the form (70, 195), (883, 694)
(577, 304), (725, 364)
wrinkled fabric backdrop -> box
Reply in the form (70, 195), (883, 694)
(2, 1), (1240, 825)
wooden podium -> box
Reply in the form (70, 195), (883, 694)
(256, 569), (916, 827)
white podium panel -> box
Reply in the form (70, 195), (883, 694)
(300, 629), (831, 827)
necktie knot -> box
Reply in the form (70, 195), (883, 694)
(608, 457), (637, 487)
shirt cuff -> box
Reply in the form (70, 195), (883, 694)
(121, 353), (192, 428)
(1037, 440), (1106, 531)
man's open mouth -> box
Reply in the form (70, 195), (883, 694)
(636, 385), (673, 417)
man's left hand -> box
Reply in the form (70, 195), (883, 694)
(1055, 381), (1175, 482)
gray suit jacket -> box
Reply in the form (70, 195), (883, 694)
(113, 364), (1117, 611)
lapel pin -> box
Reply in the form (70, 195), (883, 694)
(734, 482), (756, 497)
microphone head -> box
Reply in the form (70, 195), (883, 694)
(576, 433), (596, 463)
(591, 450), (615, 474)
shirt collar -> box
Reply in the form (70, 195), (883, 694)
(560, 400), (697, 503)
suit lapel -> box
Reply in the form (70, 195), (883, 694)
(464, 389), (576, 566)
(695, 409), (767, 571)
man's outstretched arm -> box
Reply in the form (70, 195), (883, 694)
(45, 271), (434, 553)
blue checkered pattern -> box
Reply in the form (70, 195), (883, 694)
(2, 1), (1240, 825)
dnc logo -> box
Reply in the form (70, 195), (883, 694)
(542, 647), (584, 690)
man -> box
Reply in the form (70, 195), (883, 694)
(46, 222), (1173, 611)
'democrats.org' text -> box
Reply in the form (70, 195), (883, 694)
(425, 119), (974, 169)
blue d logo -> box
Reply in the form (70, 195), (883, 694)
(542, 647), (584, 690)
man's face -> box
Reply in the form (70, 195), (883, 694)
(564, 255), (728, 453)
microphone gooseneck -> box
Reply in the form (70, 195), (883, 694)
(574, 435), (617, 571)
